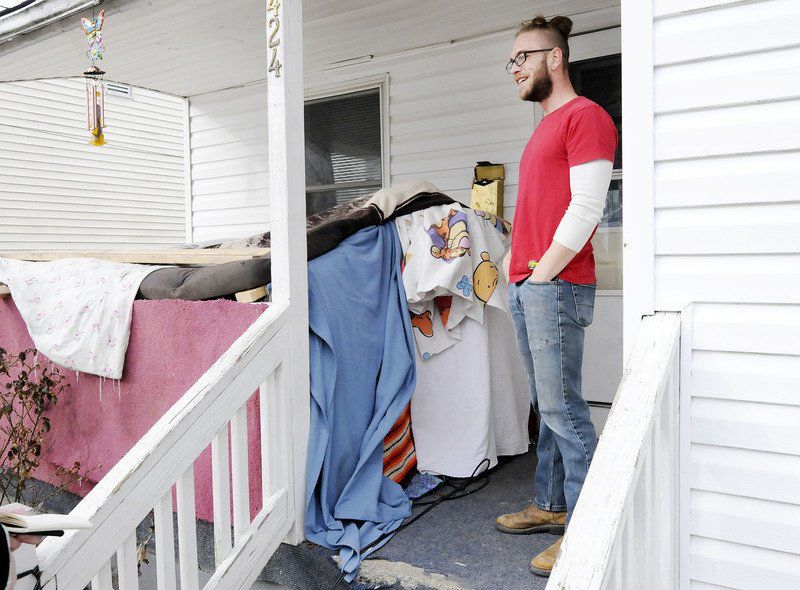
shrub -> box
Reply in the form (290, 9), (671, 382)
(0, 347), (68, 504)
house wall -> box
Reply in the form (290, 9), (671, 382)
(187, 33), (534, 242)
(187, 85), (270, 243)
(186, 5), (623, 421)
(651, 0), (800, 587)
(187, 5), (620, 240)
(0, 79), (186, 250)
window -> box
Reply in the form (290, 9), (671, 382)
(304, 89), (383, 216)
(570, 54), (622, 228)
(570, 54), (622, 171)
(570, 54), (622, 290)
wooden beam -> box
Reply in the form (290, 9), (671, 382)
(235, 285), (268, 303)
(0, 249), (270, 265)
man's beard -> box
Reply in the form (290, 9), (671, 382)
(521, 63), (553, 103)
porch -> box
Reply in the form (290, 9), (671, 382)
(0, 0), (678, 589)
(12, 307), (678, 590)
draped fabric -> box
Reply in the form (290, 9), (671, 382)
(0, 257), (161, 378)
(305, 224), (415, 581)
(382, 403), (416, 484)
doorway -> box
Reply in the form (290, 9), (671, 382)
(566, 28), (623, 433)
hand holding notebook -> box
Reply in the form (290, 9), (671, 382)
(0, 506), (92, 536)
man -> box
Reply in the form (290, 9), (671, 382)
(495, 15), (618, 577)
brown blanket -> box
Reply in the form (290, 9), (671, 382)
(138, 184), (455, 301)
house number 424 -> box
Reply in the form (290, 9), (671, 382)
(268, 0), (283, 78)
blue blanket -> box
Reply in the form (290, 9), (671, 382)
(305, 224), (415, 581)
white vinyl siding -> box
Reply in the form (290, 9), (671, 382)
(186, 36), (530, 241)
(186, 10), (620, 239)
(653, 0), (800, 310)
(185, 41), (526, 240)
(652, 1), (800, 587)
(188, 84), (269, 243)
(0, 78), (185, 249)
(683, 304), (800, 589)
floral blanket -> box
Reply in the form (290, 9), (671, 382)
(0, 257), (161, 379)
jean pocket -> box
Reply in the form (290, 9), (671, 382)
(571, 284), (596, 327)
(525, 278), (557, 285)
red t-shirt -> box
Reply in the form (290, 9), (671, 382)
(510, 96), (618, 285)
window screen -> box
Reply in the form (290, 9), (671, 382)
(304, 89), (382, 216)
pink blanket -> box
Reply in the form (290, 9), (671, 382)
(0, 298), (268, 521)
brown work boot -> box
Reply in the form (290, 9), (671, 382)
(495, 504), (566, 535)
(530, 536), (563, 577)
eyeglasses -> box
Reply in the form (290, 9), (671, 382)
(506, 48), (554, 74)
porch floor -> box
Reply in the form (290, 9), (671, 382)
(369, 448), (551, 590)
(263, 448), (552, 590)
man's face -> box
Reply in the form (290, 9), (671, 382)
(509, 31), (553, 103)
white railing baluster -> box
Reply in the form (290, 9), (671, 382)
(653, 410), (665, 590)
(547, 313), (681, 590)
(644, 437), (654, 588)
(116, 532), (139, 590)
(624, 505), (634, 587)
(260, 373), (274, 498)
(602, 566), (614, 590)
(662, 379), (680, 588)
(262, 366), (291, 499)
(230, 404), (251, 541)
(212, 424), (233, 565)
(154, 490), (177, 590)
(614, 534), (623, 590)
(176, 466), (199, 590)
(91, 560), (113, 590)
(669, 364), (681, 590)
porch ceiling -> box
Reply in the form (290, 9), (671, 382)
(0, 0), (619, 97)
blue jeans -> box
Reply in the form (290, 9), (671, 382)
(508, 278), (598, 524)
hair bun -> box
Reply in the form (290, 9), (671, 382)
(548, 16), (573, 38)
(527, 15), (549, 28)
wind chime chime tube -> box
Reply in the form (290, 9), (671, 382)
(81, 9), (107, 146)
(84, 67), (106, 146)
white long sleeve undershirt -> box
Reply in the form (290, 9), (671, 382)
(552, 159), (614, 252)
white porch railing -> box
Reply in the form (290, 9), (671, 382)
(35, 301), (300, 590)
(547, 312), (681, 590)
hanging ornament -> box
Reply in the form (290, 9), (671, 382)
(81, 10), (107, 146)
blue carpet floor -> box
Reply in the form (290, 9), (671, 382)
(367, 448), (553, 590)
(262, 448), (554, 590)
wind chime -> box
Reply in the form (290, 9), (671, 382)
(81, 10), (106, 146)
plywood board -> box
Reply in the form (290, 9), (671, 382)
(0, 249), (270, 265)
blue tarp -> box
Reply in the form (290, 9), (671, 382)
(305, 223), (415, 581)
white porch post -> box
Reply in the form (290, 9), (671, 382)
(621, 0), (655, 360)
(266, 0), (309, 544)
